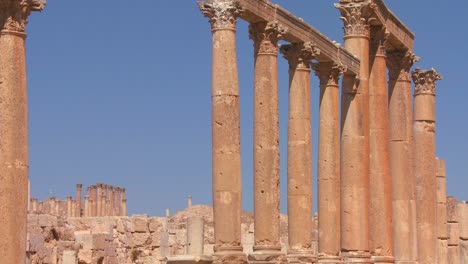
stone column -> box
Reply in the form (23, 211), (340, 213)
(67, 197), (73, 218)
(0, 1), (45, 262)
(335, 1), (374, 262)
(109, 186), (115, 216)
(368, 27), (393, 264)
(386, 50), (419, 264)
(92, 185), (97, 216)
(84, 195), (89, 217)
(436, 158), (448, 264)
(122, 198), (127, 216)
(31, 198), (38, 213)
(447, 197), (460, 264)
(249, 20), (286, 264)
(187, 216), (205, 255)
(115, 187), (121, 216)
(280, 42), (318, 263)
(458, 201), (468, 264)
(314, 62), (345, 264)
(188, 195), (193, 208)
(72, 200), (78, 217)
(412, 68), (442, 264)
(96, 184), (102, 216)
(50, 197), (56, 216)
(198, 2), (246, 263)
(75, 184), (82, 217)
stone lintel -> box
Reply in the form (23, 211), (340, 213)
(237, 0), (360, 74)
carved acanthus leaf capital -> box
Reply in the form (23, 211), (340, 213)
(412, 68), (442, 96)
(0, 0), (46, 34)
(249, 21), (288, 55)
(313, 62), (347, 86)
(386, 51), (420, 81)
(198, 1), (243, 30)
(370, 26), (389, 56)
(280, 42), (320, 70)
(335, 0), (376, 37)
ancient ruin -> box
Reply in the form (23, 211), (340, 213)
(0, 0), (466, 263)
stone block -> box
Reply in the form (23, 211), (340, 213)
(437, 203), (448, 239)
(133, 217), (149, 233)
(436, 239), (448, 264)
(117, 218), (134, 234)
(459, 202), (468, 239)
(133, 232), (151, 247)
(149, 217), (164, 232)
(460, 239), (468, 264)
(38, 214), (58, 227)
(448, 246), (460, 264)
(75, 232), (109, 250)
(62, 250), (77, 264)
(447, 196), (460, 222)
(29, 233), (45, 252)
(448, 222), (460, 246)
(78, 249), (93, 264)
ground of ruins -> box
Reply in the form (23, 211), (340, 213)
(0, 0), (467, 263)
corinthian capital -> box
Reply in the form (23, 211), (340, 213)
(280, 42), (320, 70)
(335, 0), (376, 37)
(386, 51), (419, 81)
(412, 68), (443, 96)
(0, 0), (46, 34)
(249, 21), (288, 55)
(313, 62), (347, 86)
(198, 1), (243, 30)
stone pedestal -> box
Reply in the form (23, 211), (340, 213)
(248, 21), (286, 264)
(386, 51), (419, 264)
(412, 68), (442, 264)
(198, 2), (247, 263)
(314, 62), (345, 264)
(335, 2), (374, 262)
(281, 42), (318, 264)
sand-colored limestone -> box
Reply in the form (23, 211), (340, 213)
(436, 159), (448, 264)
(198, 1), (247, 263)
(412, 68), (442, 264)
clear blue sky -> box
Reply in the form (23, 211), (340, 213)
(27, 0), (467, 216)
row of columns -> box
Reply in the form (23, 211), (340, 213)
(200, 1), (446, 264)
(84, 183), (126, 217)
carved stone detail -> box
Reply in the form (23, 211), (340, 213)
(249, 21), (287, 55)
(198, 1), (243, 30)
(335, 0), (376, 37)
(0, 0), (46, 34)
(280, 42), (320, 70)
(386, 51), (420, 81)
(370, 26), (389, 56)
(412, 68), (443, 96)
(313, 62), (347, 87)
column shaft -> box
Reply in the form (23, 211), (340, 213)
(336, 2), (374, 262)
(436, 159), (448, 264)
(315, 62), (344, 263)
(249, 21), (285, 263)
(386, 51), (419, 264)
(198, 2), (246, 263)
(412, 68), (442, 264)
(76, 184), (82, 217)
(369, 28), (393, 263)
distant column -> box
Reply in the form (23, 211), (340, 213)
(109, 187), (115, 216)
(122, 199), (127, 217)
(76, 184), (82, 217)
(335, 1), (375, 262)
(314, 62), (345, 263)
(84, 195), (90, 217)
(31, 198), (38, 214)
(188, 195), (193, 208)
(249, 20), (286, 263)
(115, 187), (121, 216)
(97, 184), (102, 217)
(386, 50), (419, 264)
(50, 197), (56, 216)
(186, 217), (205, 256)
(0, 1), (45, 262)
(436, 159), (448, 264)
(412, 68), (442, 264)
(92, 185), (97, 216)
(281, 42), (318, 263)
(447, 197), (460, 264)
(459, 201), (468, 264)
(66, 197), (73, 218)
(198, 1), (247, 263)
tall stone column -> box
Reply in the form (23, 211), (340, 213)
(386, 51), (419, 264)
(84, 195), (89, 217)
(109, 186), (115, 216)
(67, 197), (73, 218)
(447, 197), (460, 264)
(368, 27), (394, 264)
(249, 20), (286, 264)
(122, 198), (127, 217)
(0, 1), (45, 263)
(50, 197), (56, 216)
(436, 158), (448, 264)
(97, 184), (103, 217)
(314, 62), (345, 264)
(335, 1), (374, 262)
(31, 198), (38, 213)
(198, 1), (246, 263)
(458, 201), (468, 264)
(115, 187), (121, 216)
(280, 42), (319, 264)
(412, 68), (442, 264)
(92, 185), (97, 216)
(76, 184), (82, 217)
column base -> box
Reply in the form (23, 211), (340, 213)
(341, 252), (373, 264)
(249, 246), (287, 264)
(213, 246), (248, 264)
(371, 256), (394, 264)
(287, 250), (316, 264)
(318, 255), (343, 264)
(166, 255), (213, 264)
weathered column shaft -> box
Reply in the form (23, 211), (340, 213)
(459, 202), (468, 264)
(92, 186), (97, 216)
(315, 62), (344, 263)
(121, 199), (127, 217)
(249, 21), (285, 262)
(186, 217), (205, 256)
(84, 195), (89, 217)
(76, 184), (82, 217)
(97, 184), (103, 217)
(436, 159), (448, 264)
(281, 42), (318, 262)
(368, 27), (393, 263)
(387, 50), (419, 264)
(447, 197), (460, 264)
(110, 187), (115, 216)
(67, 197), (73, 218)
(198, 2), (246, 263)
(412, 68), (442, 264)
(0, 1), (44, 262)
(336, 1), (374, 262)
